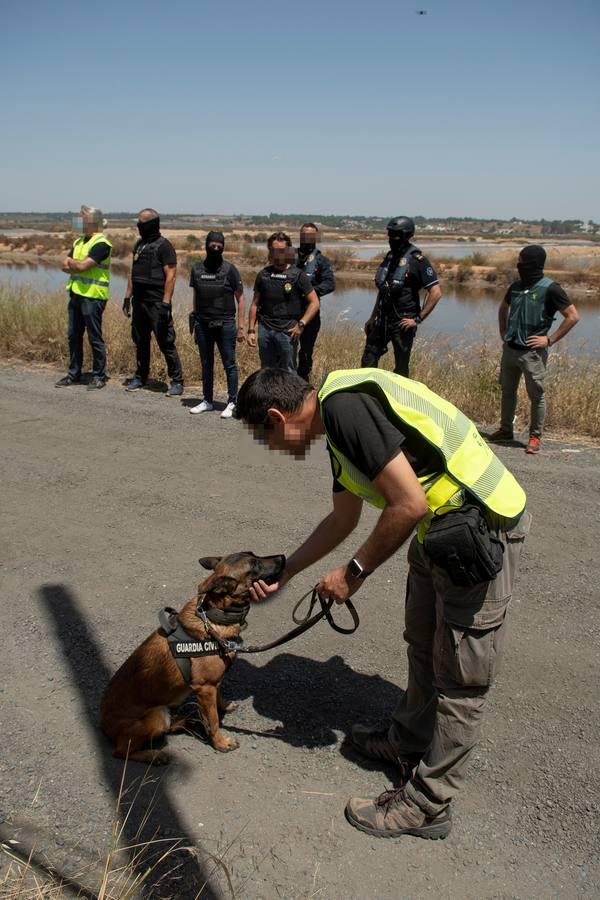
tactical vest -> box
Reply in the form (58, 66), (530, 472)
(131, 235), (169, 288)
(504, 276), (555, 347)
(66, 233), (112, 300)
(298, 250), (319, 282)
(191, 260), (236, 319)
(257, 266), (303, 322)
(375, 244), (421, 316)
(317, 369), (526, 538)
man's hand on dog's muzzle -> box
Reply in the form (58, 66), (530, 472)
(249, 570), (290, 603)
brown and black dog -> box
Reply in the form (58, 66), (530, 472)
(100, 551), (285, 765)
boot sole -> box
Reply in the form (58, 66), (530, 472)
(344, 807), (450, 840)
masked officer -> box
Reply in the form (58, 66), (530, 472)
(57, 205), (112, 389)
(362, 217), (442, 378)
(247, 232), (320, 372)
(295, 223), (335, 381)
(188, 231), (245, 418)
(123, 209), (184, 397)
(236, 366), (529, 841)
(490, 244), (579, 454)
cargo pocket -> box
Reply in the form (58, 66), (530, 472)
(438, 619), (507, 689)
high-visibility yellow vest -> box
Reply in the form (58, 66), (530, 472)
(66, 232), (112, 300)
(317, 369), (526, 537)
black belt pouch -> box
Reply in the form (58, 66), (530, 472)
(423, 505), (504, 587)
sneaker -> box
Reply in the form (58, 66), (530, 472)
(488, 428), (514, 442)
(87, 376), (106, 390)
(220, 401), (236, 419)
(55, 375), (80, 387)
(126, 376), (146, 392)
(345, 787), (451, 840)
(526, 435), (542, 454)
(167, 382), (184, 397)
(351, 724), (411, 766)
(189, 400), (214, 414)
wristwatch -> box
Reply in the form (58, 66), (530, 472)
(298, 320), (306, 331)
(348, 558), (372, 580)
(414, 314), (423, 325)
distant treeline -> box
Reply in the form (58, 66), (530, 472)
(0, 211), (598, 236)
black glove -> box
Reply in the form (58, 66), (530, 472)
(122, 297), (131, 317)
(188, 311), (196, 335)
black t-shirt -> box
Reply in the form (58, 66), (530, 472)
(132, 238), (177, 302)
(254, 265), (314, 332)
(380, 252), (438, 319)
(503, 280), (572, 317)
(321, 390), (442, 492)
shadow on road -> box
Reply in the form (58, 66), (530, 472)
(225, 652), (404, 776)
(34, 583), (226, 900)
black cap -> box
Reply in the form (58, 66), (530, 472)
(206, 230), (225, 249)
(386, 216), (415, 238)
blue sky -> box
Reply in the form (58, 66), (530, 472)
(1, 0), (598, 219)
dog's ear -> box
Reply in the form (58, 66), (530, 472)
(199, 556), (222, 570)
(207, 575), (238, 596)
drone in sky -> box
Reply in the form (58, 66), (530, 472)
(416, 9), (428, 14)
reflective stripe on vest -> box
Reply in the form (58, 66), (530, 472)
(66, 233), (112, 300)
(317, 369), (526, 525)
(504, 276), (555, 346)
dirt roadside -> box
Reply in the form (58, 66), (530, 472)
(0, 365), (598, 899)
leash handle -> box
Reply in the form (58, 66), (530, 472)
(293, 586), (360, 635)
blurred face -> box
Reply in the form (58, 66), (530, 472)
(269, 239), (294, 269)
(208, 241), (224, 252)
(250, 395), (318, 459)
(299, 227), (318, 249)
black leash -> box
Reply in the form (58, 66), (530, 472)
(196, 586), (359, 656)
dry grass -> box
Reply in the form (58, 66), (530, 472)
(1, 286), (599, 437)
(0, 760), (234, 899)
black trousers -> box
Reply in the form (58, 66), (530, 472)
(67, 293), (107, 379)
(132, 300), (183, 383)
(361, 321), (416, 378)
(297, 312), (321, 382)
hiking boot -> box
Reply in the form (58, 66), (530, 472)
(351, 724), (412, 766)
(526, 435), (541, 454)
(87, 376), (106, 390)
(189, 400), (214, 414)
(55, 374), (80, 387)
(167, 382), (184, 397)
(220, 401), (236, 419)
(345, 786), (451, 840)
(126, 376), (146, 392)
(488, 428), (514, 442)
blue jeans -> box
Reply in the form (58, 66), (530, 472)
(195, 319), (238, 403)
(258, 325), (298, 372)
(67, 293), (107, 379)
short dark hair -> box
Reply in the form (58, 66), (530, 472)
(300, 222), (319, 232)
(236, 368), (312, 425)
(267, 231), (292, 248)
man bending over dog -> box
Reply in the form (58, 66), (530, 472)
(236, 367), (530, 841)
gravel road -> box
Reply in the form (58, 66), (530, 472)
(1, 364), (598, 899)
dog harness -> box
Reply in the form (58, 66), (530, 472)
(158, 605), (245, 683)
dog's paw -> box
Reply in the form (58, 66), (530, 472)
(149, 750), (170, 766)
(221, 700), (238, 714)
(213, 735), (240, 753)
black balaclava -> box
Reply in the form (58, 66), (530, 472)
(388, 231), (411, 257)
(517, 244), (546, 287)
(137, 215), (160, 241)
(205, 230), (225, 268)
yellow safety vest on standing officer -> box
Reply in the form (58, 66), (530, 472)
(66, 233), (113, 300)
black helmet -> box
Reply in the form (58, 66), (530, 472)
(386, 216), (415, 239)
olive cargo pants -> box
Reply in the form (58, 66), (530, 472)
(388, 512), (531, 816)
(500, 344), (548, 438)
